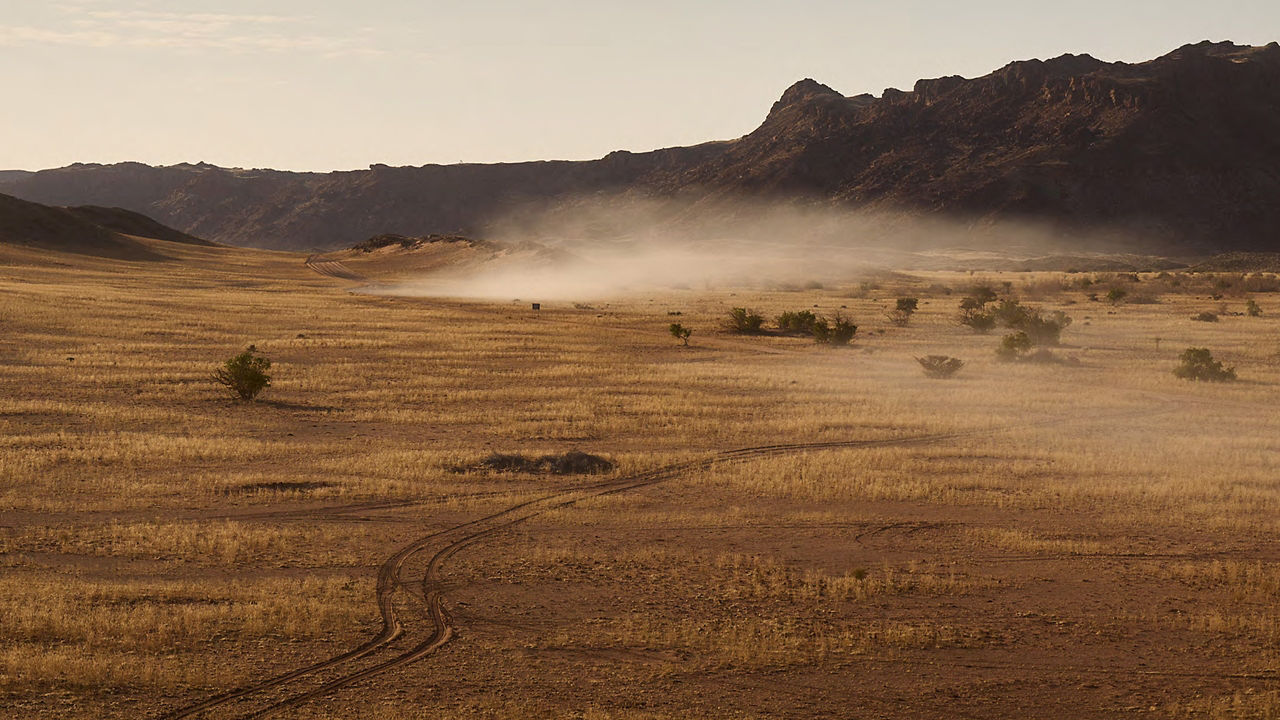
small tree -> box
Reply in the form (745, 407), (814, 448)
(1106, 288), (1128, 305)
(996, 332), (1032, 361)
(727, 307), (765, 334)
(958, 308), (997, 333)
(916, 355), (964, 379)
(1173, 348), (1236, 382)
(669, 323), (692, 346)
(813, 314), (857, 346)
(887, 297), (919, 326)
(213, 345), (271, 401)
(1246, 299), (1263, 317)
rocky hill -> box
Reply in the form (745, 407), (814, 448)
(3, 41), (1277, 253)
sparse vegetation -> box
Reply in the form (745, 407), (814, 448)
(888, 297), (919, 326)
(811, 314), (857, 346)
(1191, 311), (1220, 322)
(6, 247), (1280, 720)
(668, 323), (692, 346)
(212, 345), (271, 401)
(995, 331), (1032, 361)
(775, 310), (818, 334)
(1173, 348), (1236, 382)
(1106, 288), (1127, 304)
(1246, 299), (1263, 316)
(727, 307), (765, 334)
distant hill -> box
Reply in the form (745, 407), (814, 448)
(3, 41), (1278, 254)
(0, 193), (213, 259)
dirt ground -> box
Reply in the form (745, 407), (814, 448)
(2, 238), (1279, 719)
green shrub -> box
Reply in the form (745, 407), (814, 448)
(958, 308), (997, 333)
(776, 310), (818, 334)
(1173, 348), (1236, 382)
(668, 323), (692, 346)
(1106, 288), (1128, 304)
(916, 355), (964, 378)
(1246, 299), (1263, 317)
(813, 314), (857, 346)
(727, 307), (765, 334)
(991, 299), (1031, 328)
(213, 345), (271, 401)
(996, 332), (1032, 361)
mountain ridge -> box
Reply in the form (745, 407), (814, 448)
(4, 41), (1278, 253)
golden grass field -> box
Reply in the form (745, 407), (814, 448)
(2, 236), (1280, 719)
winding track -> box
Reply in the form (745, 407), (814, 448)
(158, 409), (1182, 719)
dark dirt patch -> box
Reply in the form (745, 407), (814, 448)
(470, 451), (614, 475)
(230, 481), (335, 494)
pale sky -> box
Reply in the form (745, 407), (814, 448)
(3, 1), (1278, 172)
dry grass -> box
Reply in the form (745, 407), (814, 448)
(4, 240), (1280, 717)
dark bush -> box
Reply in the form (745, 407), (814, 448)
(916, 355), (964, 379)
(896, 298), (919, 313)
(1246, 299), (1263, 317)
(958, 308), (997, 333)
(996, 332), (1032, 361)
(1191, 312), (1219, 323)
(1173, 348), (1236, 382)
(776, 310), (818, 334)
(727, 307), (765, 334)
(813, 314), (857, 346)
(213, 345), (271, 401)
(1106, 288), (1128, 304)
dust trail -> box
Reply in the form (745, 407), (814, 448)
(370, 196), (1155, 302)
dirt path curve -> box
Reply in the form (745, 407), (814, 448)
(155, 401), (1180, 720)
(304, 255), (366, 282)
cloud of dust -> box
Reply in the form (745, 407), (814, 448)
(372, 196), (1144, 302)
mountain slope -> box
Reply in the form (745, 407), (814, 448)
(0, 193), (212, 259)
(3, 41), (1278, 253)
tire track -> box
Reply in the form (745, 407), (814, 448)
(157, 404), (1177, 719)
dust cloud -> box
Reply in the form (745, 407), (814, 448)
(372, 196), (1135, 302)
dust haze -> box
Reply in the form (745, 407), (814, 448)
(372, 197), (1147, 302)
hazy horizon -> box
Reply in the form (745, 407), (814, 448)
(4, 1), (1279, 173)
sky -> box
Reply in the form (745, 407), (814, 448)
(3, 1), (1278, 172)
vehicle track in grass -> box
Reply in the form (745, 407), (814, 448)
(157, 402), (1185, 719)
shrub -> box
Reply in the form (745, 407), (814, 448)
(668, 323), (692, 346)
(963, 285), (999, 307)
(958, 308), (997, 333)
(727, 307), (765, 334)
(1173, 348), (1236, 382)
(1191, 312), (1219, 323)
(813, 314), (857, 346)
(1246, 299), (1263, 317)
(213, 345), (271, 401)
(776, 310), (818, 334)
(991, 299), (1031, 328)
(1020, 310), (1072, 346)
(1106, 288), (1128, 304)
(996, 332), (1032, 361)
(896, 297), (919, 313)
(916, 355), (964, 379)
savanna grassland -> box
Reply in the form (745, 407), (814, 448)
(2, 237), (1280, 720)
